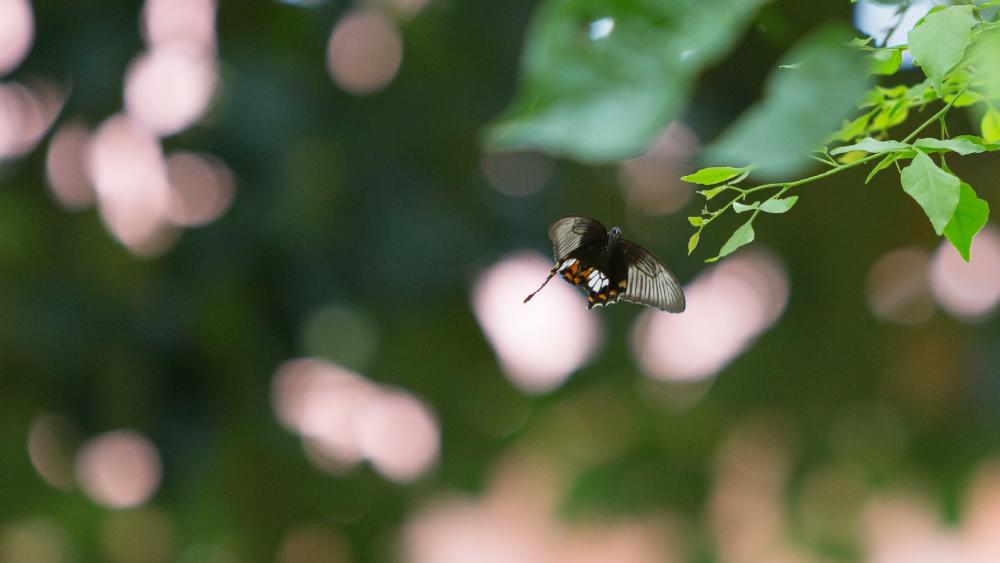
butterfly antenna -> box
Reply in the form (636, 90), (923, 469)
(610, 194), (618, 226)
(523, 268), (557, 303)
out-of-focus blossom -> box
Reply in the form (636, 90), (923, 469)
(163, 151), (235, 227)
(46, 121), (96, 210)
(0, 81), (66, 161)
(633, 250), (787, 382)
(481, 151), (554, 197)
(271, 358), (439, 482)
(963, 460), (1000, 557)
(866, 247), (935, 325)
(708, 414), (795, 563)
(472, 252), (601, 393)
(401, 452), (685, 563)
(124, 47), (218, 137)
(861, 489), (960, 563)
(327, 10), (403, 95)
(141, 0), (217, 52)
(27, 413), (78, 491)
(0, 0), (34, 76)
(74, 430), (162, 509)
(929, 226), (1000, 320)
(618, 123), (699, 217)
(357, 390), (440, 482)
(87, 114), (178, 256)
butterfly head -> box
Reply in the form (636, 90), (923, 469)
(609, 226), (622, 243)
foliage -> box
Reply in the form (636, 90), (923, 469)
(483, 0), (767, 161)
(488, 0), (1000, 263)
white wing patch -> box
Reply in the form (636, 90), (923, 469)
(586, 269), (609, 291)
(558, 258), (577, 272)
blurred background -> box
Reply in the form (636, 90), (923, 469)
(3, 0), (1000, 561)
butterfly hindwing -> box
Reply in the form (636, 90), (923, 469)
(555, 237), (629, 309)
(619, 240), (686, 312)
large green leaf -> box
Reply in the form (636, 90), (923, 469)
(900, 151), (961, 235)
(868, 48), (902, 76)
(705, 26), (869, 179)
(681, 166), (747, 186)
(944, 183), (990, 262)
(710, 219), (755, 262)
(483, 0), (765, 161)
(759, 196), (798, 213)
(830, 137), (910, 155)
(913, 137), (986, 156)
(907, 5), (977, 94)
(972, 30), (1000, 99)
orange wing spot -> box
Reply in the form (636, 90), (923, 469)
(580, 268), (593, 278)
(597, 292), (608, 301)
(618, 280), (628, 289)
(587, 295), (595, 303)
(609, 289), (617, 298)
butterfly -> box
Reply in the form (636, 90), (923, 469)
(524, 216), (686, 312)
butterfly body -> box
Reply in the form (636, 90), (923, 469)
(524, 217), (685, 312)
(556, 227), (628, 308)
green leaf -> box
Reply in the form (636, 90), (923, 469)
(953, 135), (1000, 152)
(759, 196), (799, 213)
(733, 201), (759, 213)
(982, 108), (1000, 144)
(688, 231), (701, 255)
(900, 151), (961, 235)
(698, 185), (728, 200)
(944, 182), (990, 262)
(687, 216), (703, 227)
(830, 137), (910, 155)
(865, 152), (904, 184)
(971, 30), (1000, 100)
(913, 137), (986, 156)
(714, 219), (755, 260)
(907, 6), (977, 94)
(868, 48), (902, 76)
(705, 26), (870, 179)
(483, 0), (766, 161)
(681, 166), (746, 185)
(831, 112), (873, 143)
(944, 90), (983, 108)
(871, 99), (909, 130)
(879, 84), (909, 98)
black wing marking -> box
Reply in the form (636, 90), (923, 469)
(619, 240), (685, 313)
(547, 216), (607, 261)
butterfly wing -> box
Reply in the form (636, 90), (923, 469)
(548, 216), (607, 261)
(619, 240), (685, 313)
(553, 239), (618, 309)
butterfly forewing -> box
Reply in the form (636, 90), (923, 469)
(548, 216), (607, 261)
(620, 240), (686, 312)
